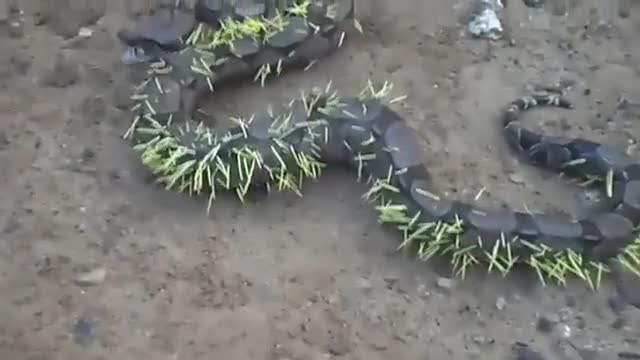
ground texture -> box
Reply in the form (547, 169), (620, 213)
(1, 0), (640, 359)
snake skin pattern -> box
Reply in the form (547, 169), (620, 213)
(119, 0), (640, 289)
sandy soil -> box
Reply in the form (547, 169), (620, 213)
(1, 0), (640, 359)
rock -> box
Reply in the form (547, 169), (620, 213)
(81, 148), (95, 163)
(358, 277), (373, 293)
(495, 296), (507, 310)
(61, 26), (96, 49)
(536, 313), (559, 333)
(436, 277), (456, 290)
(383, 276), (398, 288)
(509, 172), (525, 185)
(42, 53), (79, 87)
(72, 318), (93, 345)
(73, 267), (106, 286)
(556, 323), (572, 338)
(472, 335), (495, 345)
(78, 26), (93, 38)
(417, 283), (431, 299)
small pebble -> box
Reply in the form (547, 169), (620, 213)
(557, 323), (572, 338)
(72, 318), (93, 345)
(73, 267), (106, 286)
(472, 335), (495, 345)
(81, 148), (95, 162)
(509, 173), (525, 185)
(417, 284), (431, 299)
(436, 277), (456, 290)
(495, 296), (507, 310)
(536, 314), (559, 333)
(359, 277), (373, 293)
(78, 26), (93, 38)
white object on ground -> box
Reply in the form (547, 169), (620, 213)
(78, 27), (93, 38)
(468, 0), (504, 40)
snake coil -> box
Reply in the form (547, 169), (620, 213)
(119, 0), (640, 289)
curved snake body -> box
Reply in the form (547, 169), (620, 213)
(120, 0), (640, 288)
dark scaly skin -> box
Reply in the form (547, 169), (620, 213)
(120, 0), (640, 288)
(502, 94), (640, 261)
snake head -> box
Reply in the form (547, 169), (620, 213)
(117, 8), (196, 64)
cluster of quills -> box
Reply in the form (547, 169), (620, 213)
(119, 0), (640, 289)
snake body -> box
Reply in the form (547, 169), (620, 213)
(120, 0), (640, 288)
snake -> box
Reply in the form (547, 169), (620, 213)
(118, 0), (640, 289)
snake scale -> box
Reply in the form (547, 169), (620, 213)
(118, 0), (640, 289)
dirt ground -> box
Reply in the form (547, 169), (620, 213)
(2, 0), (640, 359)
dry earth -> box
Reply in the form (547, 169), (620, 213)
(1, 0), (640, 359)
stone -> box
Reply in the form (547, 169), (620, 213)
(72, 318), (94, 345)
(508, 172), (525, 184)
(536, 313), (559, 333)
(73, 267), (107, 286)
(436, 277), (456, 290)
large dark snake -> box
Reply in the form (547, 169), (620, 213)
(118, 0), (640, 289)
